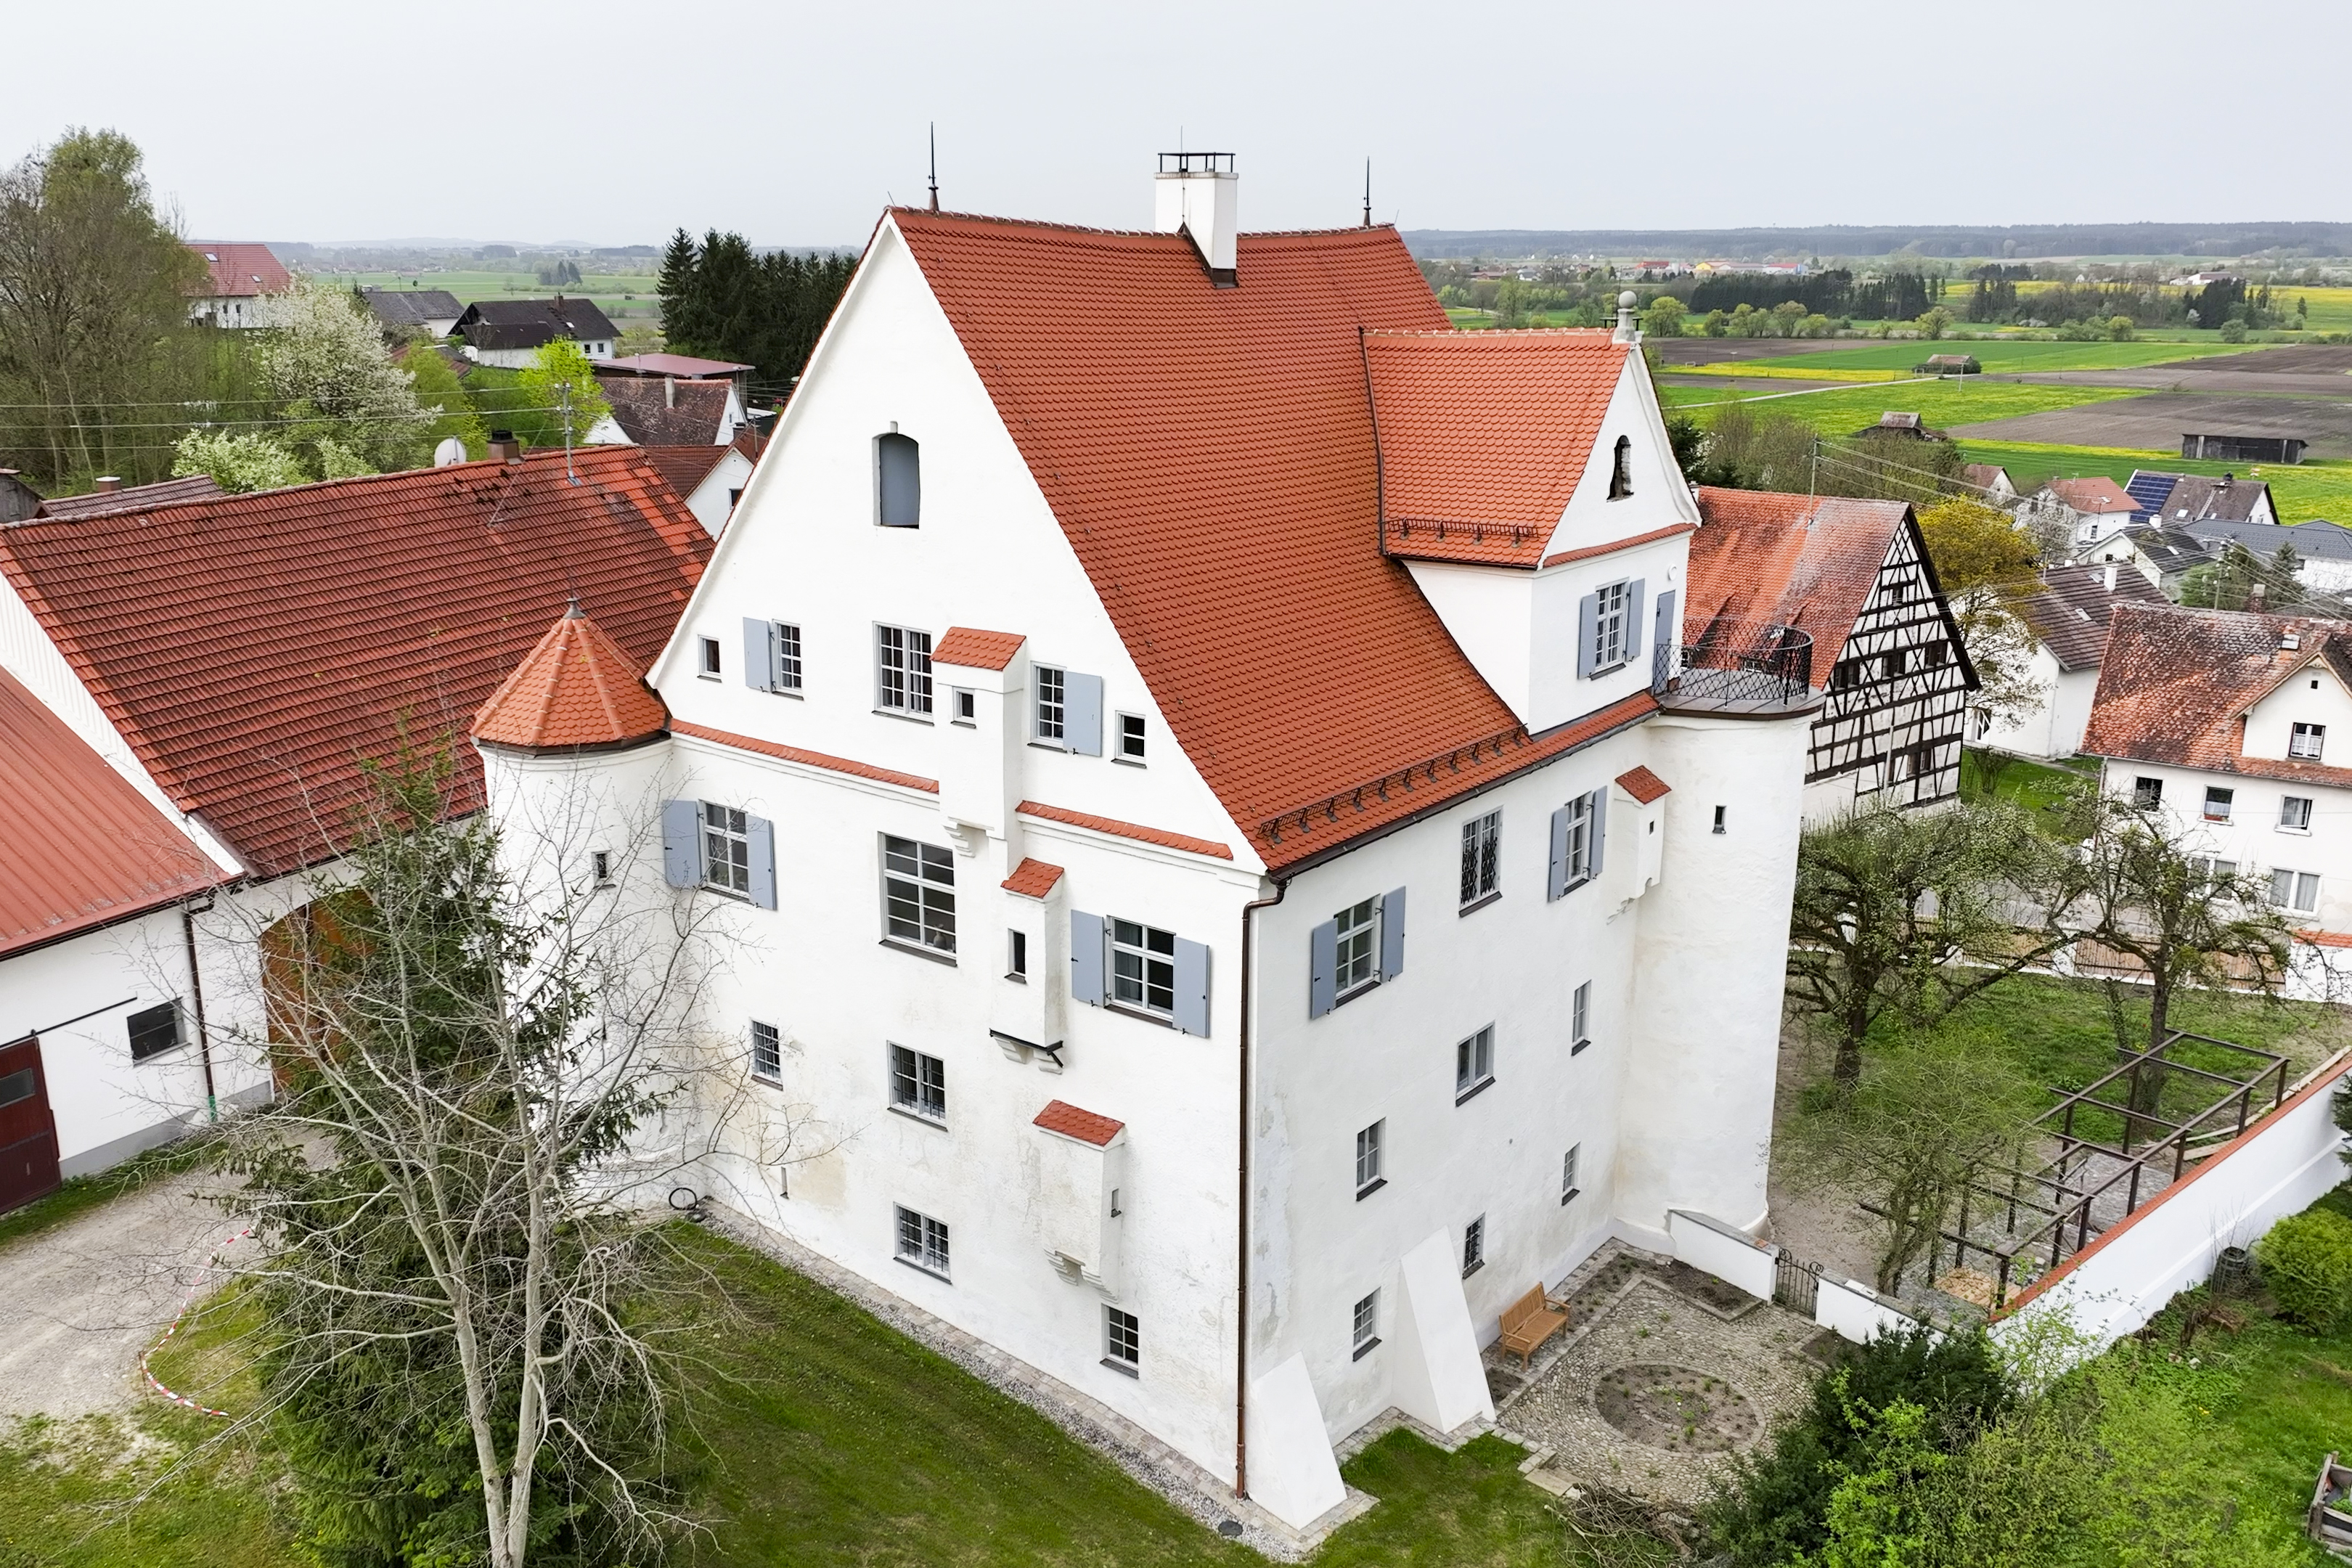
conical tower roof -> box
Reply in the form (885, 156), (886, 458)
(471, 602), (669, 751)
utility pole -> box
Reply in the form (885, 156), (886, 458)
(1810, 436), (1819, 499)
(560, 381), (576, 484)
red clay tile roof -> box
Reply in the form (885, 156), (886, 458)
(1687, 488), (1913, 685)
(671, 719), (939, 793)
(891, 210), (1532, 871)
(0, 667), (220, 956)
(635, 445), (734, 502)
(597, 377), (732, 446)
(2083, 603), (2352, 788)
(1032, 1099), (1124, 1146)
(934, 627), (1026, 670)
(472, 607), (669, 750)
(1540, 522), (1696, 570)
(1614, 764), (1670, 804)
(2048, 476), (2135, 515)
(2298, 928), (2352, 950)
(1365, 329), (1630, 568)
(0, 447), (709, 877)
(1000, 857), (1065, 897)
(36, 475), (221, 520)
(2007, 563), (2168, 671)
(187, 242), (290, 298)
(1016, 800), (1233, 860)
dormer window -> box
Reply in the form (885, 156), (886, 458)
(2292, 722), (2327, 761)
(876, 431), (920, 527)
(1606, 436), (1633, 500)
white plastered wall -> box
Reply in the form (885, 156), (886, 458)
(2096, 758), (2352, 935)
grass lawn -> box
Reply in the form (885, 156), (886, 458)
(1659, 377), (2141, 432)
(1949, 438), (2352, 524)
(1699, 339), (2267, 375)
(1957, 748), (2096, 817)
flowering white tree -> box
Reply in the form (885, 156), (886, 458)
(255, 276), (428, 472)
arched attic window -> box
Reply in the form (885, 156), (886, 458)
(877, 430), (920, 527)
(1607, 435), (1633, 500)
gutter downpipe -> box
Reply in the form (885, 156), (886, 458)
(1235, 877), (1286, 1501)
(181, 892), (219, 1120)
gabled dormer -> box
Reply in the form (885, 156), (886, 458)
(1370, 314), (1699, 732)
(2239, 636), (2352, 766)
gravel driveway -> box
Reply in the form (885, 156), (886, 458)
(0, 1172), (247, 1421)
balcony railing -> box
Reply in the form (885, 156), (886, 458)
(1657, 618), (1815, 710)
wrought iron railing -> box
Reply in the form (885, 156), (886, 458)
(1659, 618), (1815, 707)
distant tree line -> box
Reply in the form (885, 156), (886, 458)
(657, 229), (855, 396)
(1961, 265), (2292, 333)
(1684, 269), (1942, 320)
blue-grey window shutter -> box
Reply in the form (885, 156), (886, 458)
(742, 617), (775, 691)
(1071, 911), (1106, 1006)
(1625, 579), (1647, 661)
(1308, 920), (1339, 1018)
(1067, 671), (1104, 756)
(1379, 887), (1406, 981)
(1576, 593), (1598, 679)
(1651, 589), (1678, 692)
(748, 815), (777, 909)
(661, 800), (699, 888)
(1547, 805), (1570, 900)
(1588, 789), (1609, 879)
(1173, 938), (1211, 1037)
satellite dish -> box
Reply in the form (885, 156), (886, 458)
(433, 437), (469, 467)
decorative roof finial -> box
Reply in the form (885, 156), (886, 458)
(928, 123), (939, 212)
(1363, 159), (1371, 228)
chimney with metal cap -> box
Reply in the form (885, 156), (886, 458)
(94, 475), (122, 494)
(487, 430), (521, 464)
(1153, 152), (1239, 286)
(1613, 290), (1639, 344)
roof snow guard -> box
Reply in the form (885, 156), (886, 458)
(472, 603), (670, 752)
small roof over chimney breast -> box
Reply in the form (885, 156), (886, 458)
(1153, 152), (1238, 286)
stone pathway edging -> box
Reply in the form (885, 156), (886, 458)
(702, 1204), (1376, 1560)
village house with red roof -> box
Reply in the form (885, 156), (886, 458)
(470, 157), (1832, 1533)
(184, 241), (290, 327)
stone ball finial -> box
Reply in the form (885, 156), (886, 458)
(1619, 290), (1638, 308)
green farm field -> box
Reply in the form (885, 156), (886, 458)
(306, 268), (661, 319)
(1710, 339), (2265, 375)
(1951, 439), (2352, 523)
(1659, 377), (2143, 431)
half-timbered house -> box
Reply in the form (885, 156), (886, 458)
(1687, 489), (1976, 822)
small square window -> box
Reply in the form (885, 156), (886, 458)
(1561, 1144), (1582, 1206)
(127, 1002), (181, 1063)
(1352, 1290), (1380, 1358)
(953, 688), (976, 723)
(1461, 1215), (1485, 1277)
(1460, 810), (1500, 907)
(2203, 786), (2234, 822)
(2133, 776), (2163, 809)
(1571, 981), (1592, 1054)
(1104, 1305), (1140, 1375)
(698, 636), (722, 677)
(2282, 796), (2314, 831)
(889, 1044), (947, 1120)
(1117, 712), (1147, 763)
(2292, 722), (2327, 761)
(750, 1020), (782, 1082)
(1355, 1119), (1384, 1197)
(894, 1204), (950, 1277)
(1008, 928), (1029, 980)
(1455, 1024), (1495, 1101)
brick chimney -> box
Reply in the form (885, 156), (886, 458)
(487, 430), (522, 463)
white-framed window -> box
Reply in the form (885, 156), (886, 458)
(2133, 776), (2163, 809)
(2189, 854), (2239, 881)
(2292, 722), (2327, 761)
(883, 835), (957, 953)
(1564, 793), (1598, 886)
(1571, 981), (1592, 1055)
(2282, 795), (2314, 831)
(1591, 580), (1632, 672)
(775, 622), (803, 690)
(1455, 1024), (1495, 1102)
(750, 1020), (782, 1083)
(2271, 869), (2322, 914)
(1335, 897), (1379, 997)
(952, 688), (975, 723)
(889, 1044), (947, 1120)
(126, 1002), (182, 1063)
(1355, 1119), (1384, 1198)
(1036, 665), (1066, 743)
(1111, 919), (1177, 1016)
(1461, 1214), (1485, 1277)
(1116, 712), (1147, 764)
(1008, 929), (1028, 980)
(1561, 1144), (1582, 1206)
(1104, 1305), (1140, 1376)
(702, 803), (750, 895)
(894, 1204), (950, 1277)
(2203, 785), (2234, 822)
(1460, 810), (1500, 907)
(1351, 1290), (1380, 1359)
(875, 624), (934, 714)
(698, 635), (722, 678)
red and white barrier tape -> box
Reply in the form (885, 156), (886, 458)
(139, 1222), (253, 1418)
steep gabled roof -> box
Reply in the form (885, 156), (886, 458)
(2132, 470), (2275, 526)
(2009, 562), (2168, 671)
(360, 287), (464, 329)
(2083, 603), (2352, 786)
(890, 209), (1536, 870)
(472, 605), (669, 751)
(597, 378), (732, 445)
(0, 666), (220, 956)
(1686, 488), (1915, 682)
(2047, 476), (2136, 515)
(1363, 329), (1630, 568)
(635, 444), (736, 501)
(187, 242), (290, 298)
(454, 296), (620, 351)
(0, 447), (709, 876)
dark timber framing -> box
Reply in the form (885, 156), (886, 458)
(1805, 515), (1975, 807)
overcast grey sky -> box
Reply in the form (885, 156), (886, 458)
(8, 0), (2341, 248)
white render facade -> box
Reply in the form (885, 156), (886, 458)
(478, 202), (1809, 1530)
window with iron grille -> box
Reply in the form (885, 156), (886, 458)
(1460, 811), (1500, 907)
(1334, 897), (1379, 996)
(1591, 581), (1632, 672)
(875, 624), (934, 714)
(702, 804), (750, 894)
(750, 1020), (782, 1083)
(1461, 1215), (1485, 1277)
(1561, 1143), (1582, 1205)
(1111, 919), (1177, 1016)
(776, 622), (803, 690)
(883, 836), (956, 952)
(1456, 1024), (1495, 1101)
(2292, 722), (2327, 761)
(1036, 666), (1066, 743)
(1571, 981), (1592, 1054)
(127, 1003), (181, 1063)
(1352, 1290), (1380, 1358)
(894, 1205), (950, 1276)
(1104, 1306), (1140, 1374)
(889, 1045), (947, 1120)
(1355, 1119), (1384, 1197)
(2271, 869), (2322, 914)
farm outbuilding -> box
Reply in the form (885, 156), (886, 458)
(2182, 432), (2306, 464)
(1915, 353), (1981, 375)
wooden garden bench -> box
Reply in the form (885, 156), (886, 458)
(1498, 1284), (1569, 1368)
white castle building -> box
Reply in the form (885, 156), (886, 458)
(473, 159), (1816, 1533)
